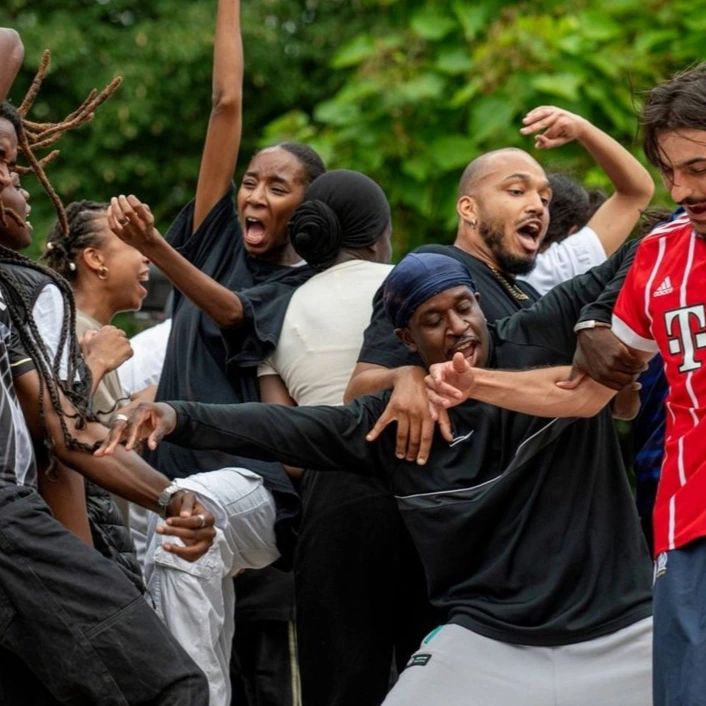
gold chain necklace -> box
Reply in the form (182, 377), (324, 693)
(487, 265), (530, 301)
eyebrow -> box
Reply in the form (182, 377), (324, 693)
(243, 171), (292, 185)
(674, 157), (706, 168)
(500, 172), (551, 191)
(421, 290), (475, 315)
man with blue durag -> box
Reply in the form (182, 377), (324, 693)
(99, 248), (652, 706)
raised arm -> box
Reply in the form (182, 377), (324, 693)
(105, 0), (244, 326)
(522, 106), (654, 254)
(108, 194), (245, 328)
(0, 28), (24, 102)
(193, 0), (243, 232)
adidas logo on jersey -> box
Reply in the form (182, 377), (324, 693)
(653, 277), (673, 297)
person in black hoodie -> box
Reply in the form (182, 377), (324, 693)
(101, 248), (653, 706)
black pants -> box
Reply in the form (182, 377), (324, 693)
(230, 566), (299, 706)
(0, 484), (208, 705)
(295, 471), (438, 706)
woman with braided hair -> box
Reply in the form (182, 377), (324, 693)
(0, 28), (216, 704)
(43, 200), (149, 424)
(105, 1), (325, 703)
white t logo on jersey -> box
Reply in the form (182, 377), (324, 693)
(665, 305), (706, 372)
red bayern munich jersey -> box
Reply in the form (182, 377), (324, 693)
(613, 212), (706, 556)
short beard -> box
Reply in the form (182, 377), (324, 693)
(479, 222), (536, 276)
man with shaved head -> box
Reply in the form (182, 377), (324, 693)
(346, 106), (653, 460)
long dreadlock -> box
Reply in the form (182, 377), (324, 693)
(1, 50), (122, 235)
(0, 245), (95, 454)
(0, 50), (121, 455)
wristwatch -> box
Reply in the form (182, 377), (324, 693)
(157, 483), (183, 518)
(573, 320), (611, 333)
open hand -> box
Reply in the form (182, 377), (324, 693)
(107, 194), (161, 253)
(520, 106), (589, 150)
(425, 352), (477, 409)
(365, 366), (453, 465)
(95, 401), (177, 456)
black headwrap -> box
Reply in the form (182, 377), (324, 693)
(289, 169), (391, 270)
(383, 252), (477, 328)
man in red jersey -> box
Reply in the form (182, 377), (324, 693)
(609, 65), (706, 706)
(428, 65), (706, 706)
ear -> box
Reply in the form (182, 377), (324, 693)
(456, 194), (479, 225)
(394, 327), (418, 353)
(79, 246), (104, 274)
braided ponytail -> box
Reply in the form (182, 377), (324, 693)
(42, 201), (108, 279)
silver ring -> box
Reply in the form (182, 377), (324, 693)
(119, 217), (130, 226)
(196, 513), (207, 529)
(113, 413), (129, 424)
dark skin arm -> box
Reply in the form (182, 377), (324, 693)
(107, 195), (245, 329)
(345, 362), (452, 465)
(37, 461), (93, 546)
(0, 28), (24, 102)
(14, 369), (216, 560)
(569, 327), (647, 390)
(107, 0), (245, 328)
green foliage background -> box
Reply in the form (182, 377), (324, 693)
(2, 0), (704, 261)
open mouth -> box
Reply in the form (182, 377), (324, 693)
(3, 205), (31, 232)
(684, 202), (706, 222)
(515, 219), (543, 254)
(136, 270), (150, 296)
(448, 336), (480, 366)
(243, 216), (267, 246)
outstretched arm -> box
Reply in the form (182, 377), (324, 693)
(97, 399), (384, 474)
(13, 369), (216, 560)
(522, 105), (654, 255)
(426, 353), (617, 418)
(193, 0), (243, 232)
(0, 28), (24, 102)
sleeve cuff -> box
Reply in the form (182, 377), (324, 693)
(611, 315), (659, 354)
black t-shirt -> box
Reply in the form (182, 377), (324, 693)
(358, 243), (540, 369)
(0, 285), (36, 487)
(166, 246), (651, 647)
(146, 188), (311, 499)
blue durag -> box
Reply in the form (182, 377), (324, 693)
(383, 252), (477, 328)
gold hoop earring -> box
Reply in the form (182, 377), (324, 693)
(97, 265), (109, 280)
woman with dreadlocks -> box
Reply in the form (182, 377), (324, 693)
(0, 29), (215, 704)
(106, 1), (324, 703)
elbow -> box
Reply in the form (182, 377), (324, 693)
(1, 28), (24, 59)
(622, 171), (655, 206)
(342, 384), (356, 405)
(215, 304), (244, 330)
(343, 376), (364, 404)
(210, 91), (241, 115)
